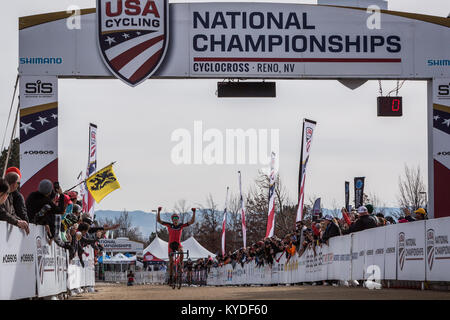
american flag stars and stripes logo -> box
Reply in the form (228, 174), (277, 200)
(96, 0), (169, 87)
(20, 107), (58, 143)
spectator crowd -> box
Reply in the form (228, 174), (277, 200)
(0, 166), (429, 283)
(211, 203), (428, 272)
(0, 167), (119, 268)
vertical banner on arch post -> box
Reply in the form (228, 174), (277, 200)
(265, 152), (276, 238)
(432, 78), (450, 219)
(19, 76), (58, 200)
(354, 177), (365, 209)
(296, 119), (316, 222)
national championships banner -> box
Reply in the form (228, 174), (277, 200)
(18, 3), (450, 80)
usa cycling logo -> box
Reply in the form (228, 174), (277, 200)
(96, 0), (169, 87)
(398, 232), (406, 271)
(426, 228), (435, 271)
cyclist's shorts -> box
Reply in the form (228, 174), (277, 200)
(169, 241), (182, 254)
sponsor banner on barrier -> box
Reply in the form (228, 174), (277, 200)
(0, 222), (37, 300)
(0, 221), (95, 299)
(35, 226), (67, 297)
(350, 231), (365, 281)
(397, 221), (426, 281)
(384, 224), (398, 280)
(425, 218), (450, 281)
(363, 227), (386, 280)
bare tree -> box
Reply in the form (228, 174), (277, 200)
(192, 194), (222, 254)
(98, 209), (144, 243)
(397, 165), (426, 212)
(227, 192), (243, 252)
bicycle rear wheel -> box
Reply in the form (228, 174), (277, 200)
(177, 265), (183, 289)
(171, 263), (177, 290)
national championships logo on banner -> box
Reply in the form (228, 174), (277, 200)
(398, 232), (406, 271)
(96, 0), (169, 87)
(36, 236), (44, 284)
(426, 228), (435, 271)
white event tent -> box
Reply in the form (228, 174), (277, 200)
(143, 236), (215, 261)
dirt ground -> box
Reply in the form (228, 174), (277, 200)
(71, 282), (450, 300)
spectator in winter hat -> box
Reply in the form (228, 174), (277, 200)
(414, 208), (428, 220)
(0, 178), (29, 233)
(343, 206), (378, 234)
(385, 216), (396, 224)
(4, 168), (28, 222)
(320, 215), (341, 244)
(366, 204), (374, 215)
(402, 208), (416, 222)
(25, 179), (65, 241)
(2, 171), (30, 234)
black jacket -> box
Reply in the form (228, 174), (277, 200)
(10, 190), (29, 222)
(321, 221), (341, 243)
(0, 199), (19, 226)
(25, 191), (65, 223)
(345, 215), (378, 234)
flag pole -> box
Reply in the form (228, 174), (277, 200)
(64, 161), (117, 192)
(221, 186), (229, 257)
(238, 171), (246, 249)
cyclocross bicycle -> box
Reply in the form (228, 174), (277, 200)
(169, 250), (189, 290)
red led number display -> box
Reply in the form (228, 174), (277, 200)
(377, 97), (402, 117)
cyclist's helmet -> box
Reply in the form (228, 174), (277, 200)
(171, 213), (180, 220)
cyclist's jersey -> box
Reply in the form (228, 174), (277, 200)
(161, 222), (189, 244)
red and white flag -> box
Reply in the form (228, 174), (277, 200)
(296, 119), (317, 222)
(265, 152), (277, 238)
(83, 123), (97, 218)
(238, 171), (246, 248)
(221, 187), (229, 256)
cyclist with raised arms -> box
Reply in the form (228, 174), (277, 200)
(157, 206), (196, 284)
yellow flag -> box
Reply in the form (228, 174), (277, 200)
(86, 164), (120, 203)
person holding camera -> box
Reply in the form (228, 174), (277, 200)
(25, 179), (66, 242)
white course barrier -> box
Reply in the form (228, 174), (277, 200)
(104, 271), (166, 285)
(207, 217), (450, 286)
(0, 221), (95, 299)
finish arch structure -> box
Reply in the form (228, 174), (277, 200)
(18, 2), (450, 217)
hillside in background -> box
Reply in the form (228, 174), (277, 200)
(95, 207), (401, 238)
